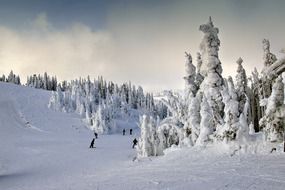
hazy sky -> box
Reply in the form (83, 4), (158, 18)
(0, 0), (284, 92)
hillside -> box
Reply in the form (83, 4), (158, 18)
(1, 82), (285, 190)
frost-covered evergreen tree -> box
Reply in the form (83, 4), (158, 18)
(196, 95), (214, 145)
(260, 76), (285, 142)
(48, 85), (64, 111)
(48, 75), (158, 134)
(184, 52), (197, 99)
(260, 39), (277, 100)
(215, 77), (239, 142)
(263, 39), (277, 67)
(157, 123), (180, 149)
(249, 68), (263, 131)
(6, 70), (21, 85)
(7, 70), (15, 83)
(161, 91), (187, 128)
(85, 99), (92, 125)
(235, 57), (248, 116)
(195, 52), (204, 89)
(199, 17), (224, 126)
(187, 93), (202, 144)
(27, 72), (57, 91)
(91, 105), (106, 134)
(15, 75), (21, 85)
(0, 74), (6, 82)
(137, 115), (162, 157)
(236, 95), (250, 142)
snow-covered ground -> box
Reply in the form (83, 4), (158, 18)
(1, 82), (285, 190)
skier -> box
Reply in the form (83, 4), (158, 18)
(89, 138), (95, 148)
(132, 138), (138, 149)
(94, 132), (98, 139)
(130, 129), (133, 135)
(123, 129), (126, 136)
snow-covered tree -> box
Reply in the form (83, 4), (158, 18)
(199, 17), (224, 126)
(27, 72), (57, 91)
(195, 52), (204, 88)
(249, 68), (263, 131)
(196, 95), (214, 145)
(215, 77), (239, 142)
(0, 74), (6, 82)
(85, 99), (92, 125)
(260, 75), (285, 142)
(48, 85), (64, 111)
(187, 93), (202, 144)
(263, 39), (277, 67)
(137, 115), (161, 157)
(5, 70), (20, 85)
(48, 75), (158, 134)
(184, 52), (197, 99)
(235, 57), (248, 116)
(161, 91), (187, 128)
(236, 95), (250, 142)
(91, 105), (106, 134)
(7, 70), (15, 83)
(157, 122), (181, 149)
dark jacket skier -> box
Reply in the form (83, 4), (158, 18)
(94, 132), (98, 139)
(89, 138), (95, 148)
(123, 129), (126, 136)
(130, 129), (133, 135)
(132, 138), (138, 149)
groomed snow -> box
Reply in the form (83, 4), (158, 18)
(1, 82), (285, 190)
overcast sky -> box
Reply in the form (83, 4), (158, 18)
(0, 0), (284, 92)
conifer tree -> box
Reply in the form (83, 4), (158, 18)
(196, 95), (214, 145)
(199, 17), (224, 126)
(184, 52), (197, 100)
(235, 57), (248, 116)
(260, 76), (285, 142)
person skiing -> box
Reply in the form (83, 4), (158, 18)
(89, 138), (95, 148)
(132, 138), (138, 149)
(130, 129), (133, 135)
(94, 132), (98, 139)
(123, 129), (126, 136)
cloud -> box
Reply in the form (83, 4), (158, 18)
(32, 12), (51, 31)
(0, 13), (114, 83)
(0, 1), (285, 93)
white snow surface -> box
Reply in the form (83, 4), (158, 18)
(1, 82), (285, 190)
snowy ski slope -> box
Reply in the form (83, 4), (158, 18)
(1, 82), (285, 190)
